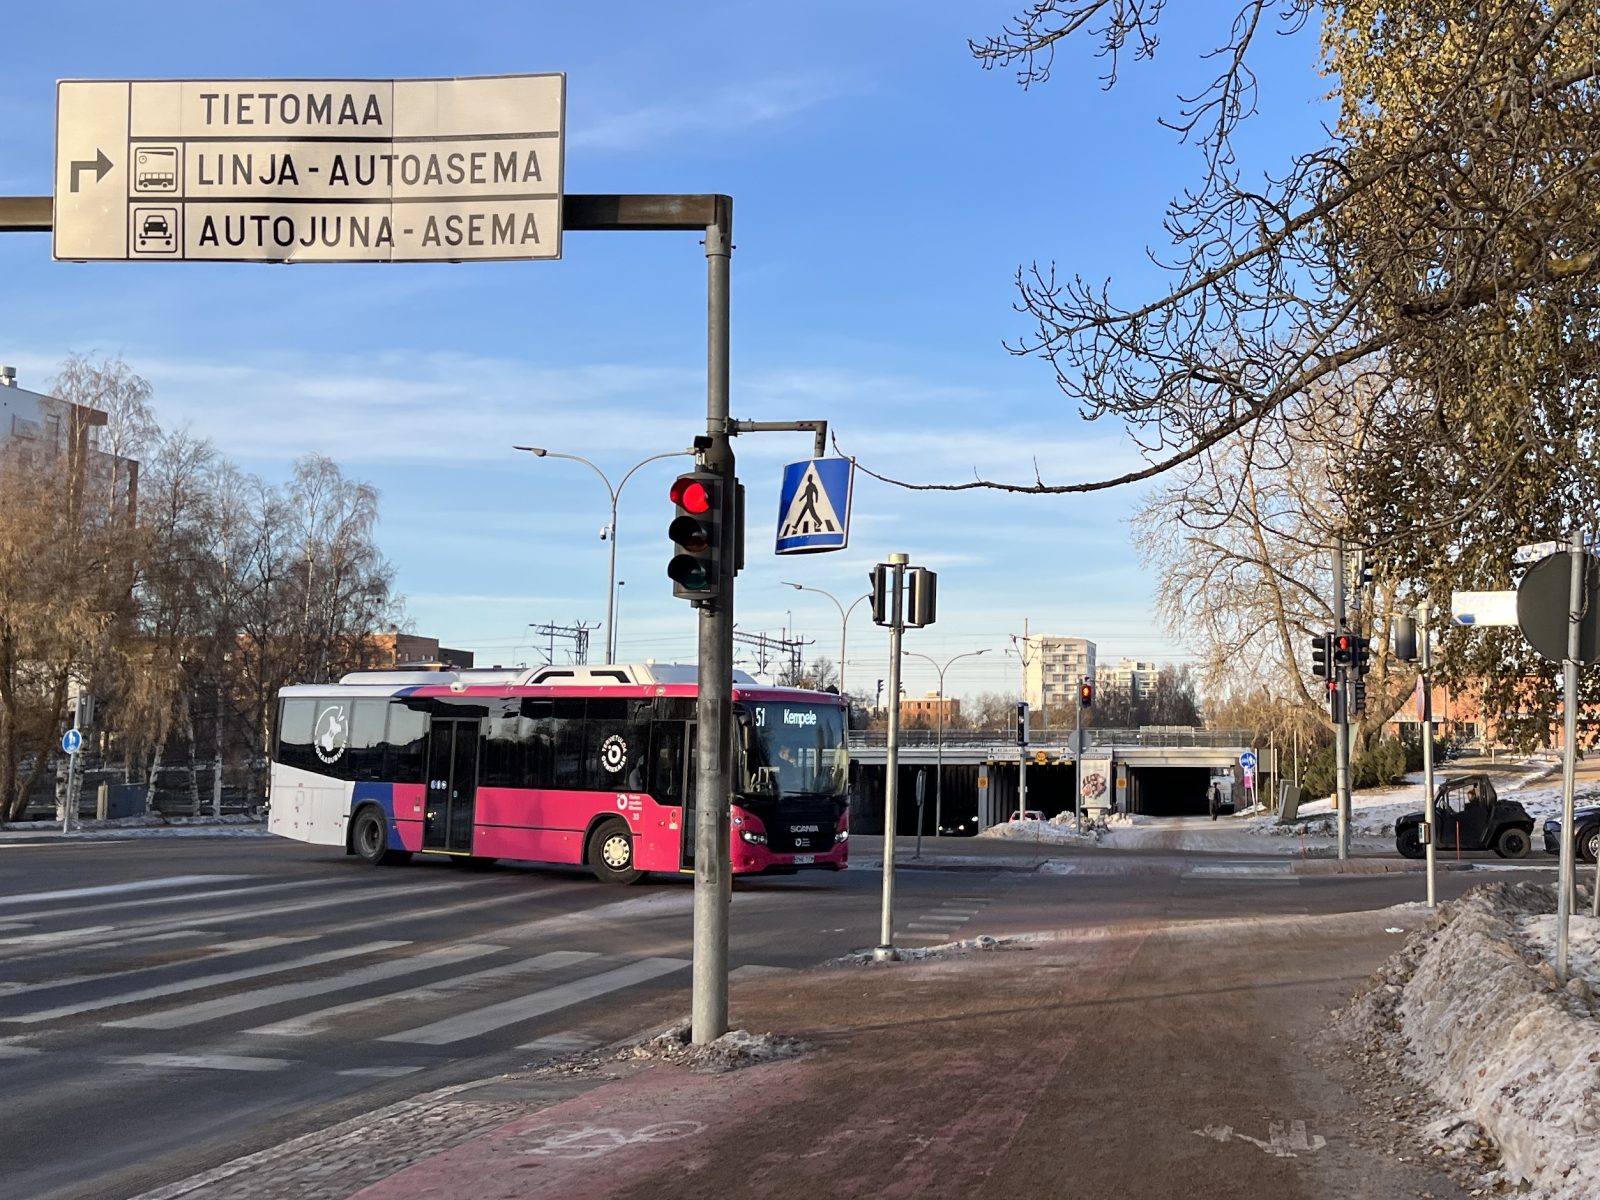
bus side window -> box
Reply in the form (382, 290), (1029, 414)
(385, 703), (429, 785)
(649, 721), (686, 806)
(551, 699), (587, 789)
(522, 699), (554, 788)
(278, 699), (317, 771)
(347, 701), (388, 782)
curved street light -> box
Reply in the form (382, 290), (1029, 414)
(515, 445), (693, 663)
(782, 581), (871, 697)
(904, 648), (991, 836)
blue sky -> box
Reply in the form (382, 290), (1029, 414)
(0, 2), (1330, 703)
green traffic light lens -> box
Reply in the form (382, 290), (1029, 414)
(668, 554), (711, 590)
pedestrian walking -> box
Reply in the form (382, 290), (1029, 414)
(1208, 782), (1221, 821)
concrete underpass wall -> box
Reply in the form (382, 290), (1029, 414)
(850, 763), (986, 836)
(1126, 765), (1212, 817)
(851, 762), (1080, 835)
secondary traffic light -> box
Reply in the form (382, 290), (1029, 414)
(1079, 680), (1094, 708)
(1016, 701), (1030, 746)
(1353, 636), (1372, 676)
(906, 567), (938, 627)
(1327, 678), (1346, 723)
(667, 472), (722, 604)
(1310, 633), (1331, 679)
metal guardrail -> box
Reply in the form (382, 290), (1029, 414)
(847, 728), (1257, 750)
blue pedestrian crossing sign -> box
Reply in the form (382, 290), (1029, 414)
(62, 729), (83, 755)
(775, 457), (853, 554)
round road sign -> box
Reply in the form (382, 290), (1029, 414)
(61, 729), (83, 755)
(1517, 550), (1600, 664)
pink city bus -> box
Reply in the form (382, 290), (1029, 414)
(266, 663), (850, 883)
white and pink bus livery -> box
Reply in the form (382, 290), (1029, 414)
(267, 663), (850, 883)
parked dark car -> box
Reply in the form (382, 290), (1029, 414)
(1543, 805), (1600, 863)
(1395, 774), (1534, 859)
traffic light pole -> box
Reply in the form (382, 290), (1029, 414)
(1074, 690), (1083, 835)
(876, 555), (908, 962)
(1332, 539), (1350, 862)
(1419, 602), (1437, 909)
(692, 197), (735, 1044)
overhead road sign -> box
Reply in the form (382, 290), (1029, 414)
(1450, 590), (1518, 627)
(775, 458), (852, 554)
(54, 74), (565, 263)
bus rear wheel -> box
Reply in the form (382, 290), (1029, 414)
(352, 807), (411, 867)
(588, 818), (642, 885)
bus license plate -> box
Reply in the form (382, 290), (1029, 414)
(792, 855), (815, 865)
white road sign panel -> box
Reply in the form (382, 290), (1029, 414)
(1450, 589), (1519, 627)
(54, 75), (564, 263)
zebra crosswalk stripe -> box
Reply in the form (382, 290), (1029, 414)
(103, 942), (505, 1031)
(246, 950), (598, 1038)
(3, 940), (409, 1025)
(381, 956), (690, 1046)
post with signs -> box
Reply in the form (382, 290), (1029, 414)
(869, 554), (937, 962)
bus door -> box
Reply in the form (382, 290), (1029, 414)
(681, 723), (698, 869)
(424, 717), (479, 853)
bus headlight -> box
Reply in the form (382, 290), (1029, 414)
(834, 829), (848, 842)
(740, 829), (767, 845)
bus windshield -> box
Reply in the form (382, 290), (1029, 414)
(739, 701), (848, 799)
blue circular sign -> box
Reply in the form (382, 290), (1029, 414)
(1240, 750), (1257, 770)
(61, 729), (83, 755)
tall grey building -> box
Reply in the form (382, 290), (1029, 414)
(1023, 635), (1096, 724)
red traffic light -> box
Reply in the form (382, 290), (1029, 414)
(670, 476), (713, 515)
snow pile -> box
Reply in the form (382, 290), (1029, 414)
(1336, 883), (1600, 1199)
(624, 1023), (809, 1074)
(975, 811), (1138, 846)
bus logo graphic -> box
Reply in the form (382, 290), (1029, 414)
(134, 146), (179, 192)
(599, 735), (628, 775)
(314, 705), (349, 763)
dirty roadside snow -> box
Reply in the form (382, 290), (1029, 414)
(1331, 882), (1600, 1199)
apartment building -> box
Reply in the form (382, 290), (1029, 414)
(1096, 658), (1161, 700)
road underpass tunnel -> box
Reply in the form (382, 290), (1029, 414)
(1124, 766), (1212, 817)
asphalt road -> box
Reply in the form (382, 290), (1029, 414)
(0, 833), (1549, 1200)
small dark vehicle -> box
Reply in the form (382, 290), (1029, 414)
(1395, 774), (1534, 859)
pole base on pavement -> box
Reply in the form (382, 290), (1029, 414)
(873, 945), (900, 962)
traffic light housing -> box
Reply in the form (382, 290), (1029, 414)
(1310, 633), (1331, 679)
(906, 567), (937, 627)
(869, 564), (894, 626)
(1353, 636), (1372, 676)
(1327, 679), (1346, 723)
(1079, 680), (1094, 708)
(1016, 701), (1030, 746)
(667, 472), (722, 604)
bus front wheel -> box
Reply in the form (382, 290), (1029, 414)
(588, 818), (643, 885)
(352, 807), (411, 867)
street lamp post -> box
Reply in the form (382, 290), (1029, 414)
(515, 446), (692, 662)
(782, 582), (870, 698)
(904, 649), (990, 836)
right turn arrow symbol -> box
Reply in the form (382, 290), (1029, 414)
(69, 149), (113, 193)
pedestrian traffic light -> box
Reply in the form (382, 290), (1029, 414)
(667, 472), (722, 604)
(1353, 636), (1372, 676)
(1079, 680), (1094, 708)
(1327, 678), (1346, 723)
(1332, 632), (1356, 668)
(1310, 633), (1331, 679)
(1016, 701), (1030, 746)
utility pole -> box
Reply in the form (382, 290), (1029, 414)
(1333, 538), (1350, 861)
(1013, 619), (1035, 814)
(1074, 681), (1084, 834)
